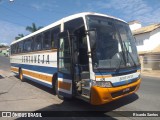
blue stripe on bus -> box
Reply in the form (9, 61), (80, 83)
(95, 67), (140, 76)
(58, 73), (72, 80)
(112, 77), (138, 87)
(118, 67), (140, 73)
(24, 75), (52, 88)
(11, 63), (57, 74)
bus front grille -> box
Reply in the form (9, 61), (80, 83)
(111, 86), (137, 98)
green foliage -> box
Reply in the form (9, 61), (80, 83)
(15, 23), (43, 40)
(26, 23), (43, 33)
(15, 34), (24, 40)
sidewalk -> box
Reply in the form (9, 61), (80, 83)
(0, 70), (14, 78)
(141, 70), (160, 78)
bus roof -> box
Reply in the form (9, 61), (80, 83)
(11, 12), (126, 45)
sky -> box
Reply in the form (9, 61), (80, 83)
(0, 0), (160, 45)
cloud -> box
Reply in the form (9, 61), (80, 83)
(31, 1), (59, 12)
(92, 0), (160, 25)
(31, 4), (42, 11)
(0, 20), (27, 45)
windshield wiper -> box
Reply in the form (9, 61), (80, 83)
(115, 52), (123, 72)
(122, 41), (137, 67)
(94, 63), (117, 71)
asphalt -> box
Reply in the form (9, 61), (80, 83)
(0, 56), (160, 120)
(141, 70), (160, 78)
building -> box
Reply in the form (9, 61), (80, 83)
(129, 21), (160, 70)
(0, 47), (10, 57)
(128, 20), (142, 31)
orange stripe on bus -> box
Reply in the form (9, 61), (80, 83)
(11, 67), (18, 72)
(22, 70), (52, 83)
(58, 81), (71, 91)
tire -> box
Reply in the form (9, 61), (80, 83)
(19, 69), (25, 82)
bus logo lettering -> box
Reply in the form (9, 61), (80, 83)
(22, 55), (50, 64)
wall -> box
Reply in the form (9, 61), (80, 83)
(142, 54), (160, 70)
(0, 49), (9, 56)
(129, 23), (142, 31)
(135, 28), (160, 52)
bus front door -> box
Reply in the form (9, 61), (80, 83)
(57, 31), (73, 99)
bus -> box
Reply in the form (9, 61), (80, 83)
(10, 12), (141, 105)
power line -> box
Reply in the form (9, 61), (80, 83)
(0, 17), (26, 27)
(1, 4), (36, 22)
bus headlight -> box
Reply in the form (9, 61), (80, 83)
(92, 80), (112, 87)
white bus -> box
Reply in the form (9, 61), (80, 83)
(10, 12), (141, 105)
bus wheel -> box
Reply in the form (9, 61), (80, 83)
(19, 69), (25, 82)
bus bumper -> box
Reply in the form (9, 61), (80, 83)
(90, 78), (141, 105)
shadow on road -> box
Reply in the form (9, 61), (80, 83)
(34, 93), (139, 111)
(15, 77), (55, 95)
(16, 77), (139, 118)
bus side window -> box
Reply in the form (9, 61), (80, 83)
(34, 34), (42, 51)
(12, 44), (15, 54)
(24, 39), (32, 52)
(51, 26), (60, 48)
(14, 44), (17, 54)
(14, 44), (17, 53)
(18, 42), (23, 53)
(43, 30), (51, 50)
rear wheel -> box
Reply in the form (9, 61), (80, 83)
(19, 69), (25, 82)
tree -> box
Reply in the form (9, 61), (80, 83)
(15, 34), (24, 40)
(26, 23), (43, 33)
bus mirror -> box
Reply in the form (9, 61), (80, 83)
(87, 30), (97, 49)
(72, 36), (78, 51)
(134, 36), (136, 43)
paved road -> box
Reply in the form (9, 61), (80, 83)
(0, 56), (10, 71)
(0, 56), (160, 119)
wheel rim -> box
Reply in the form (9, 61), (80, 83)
(20, 70), (23, 80)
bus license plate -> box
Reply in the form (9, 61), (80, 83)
(123, 88), (130, 93)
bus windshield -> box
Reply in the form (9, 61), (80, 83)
(86, 15), (140, 70)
